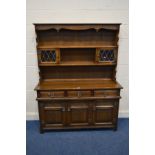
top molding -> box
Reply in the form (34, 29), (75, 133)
(34, 24), (121, 31)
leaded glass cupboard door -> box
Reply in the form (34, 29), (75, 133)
(38, 48), (60, 64)
(95, 48), (117, 63)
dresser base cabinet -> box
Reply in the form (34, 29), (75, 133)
(38, 99), (119, 133)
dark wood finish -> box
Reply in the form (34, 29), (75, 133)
(34, 24), (123, 133)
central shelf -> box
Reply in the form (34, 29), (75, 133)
(39, 61), (116, 66)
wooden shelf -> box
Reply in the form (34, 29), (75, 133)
(39, 61), (116, 66)
(37, 45), (117, 49)
(35, 79), (123, 91)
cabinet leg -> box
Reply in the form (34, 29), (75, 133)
(40, 129), (44, 134)
(113, 126), (117, 131)
(40, 126), (44, 134)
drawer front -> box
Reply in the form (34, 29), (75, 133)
(68, 90), (91, 98)
(40, 91), (64, 98)
(38, 89), (120, 99)
(94, 90), (119, 97)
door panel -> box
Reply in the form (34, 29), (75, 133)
(93, 100), (114, 125)
(68, 101), (90, 126)
(43, 102), (66, 126)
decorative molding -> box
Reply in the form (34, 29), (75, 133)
(34, 24), (120, 31)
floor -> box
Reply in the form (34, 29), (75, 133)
(26, 118), (129, 155)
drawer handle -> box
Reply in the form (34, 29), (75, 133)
(103, 92), (107, 97)
(51, 92), (54, 97)
(91, 90), (94, 96)
(48, 92), (51, 97)
(48, 92), (54, 98)
(77, 91), (81, 97)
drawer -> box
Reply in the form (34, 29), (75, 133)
(43, 102), (65, 108)
(94, 90), (119, 97)
(68, 90), (91, 98)
(39, 91), (64, 98)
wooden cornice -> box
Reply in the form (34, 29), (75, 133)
(34, 24), (121, 31)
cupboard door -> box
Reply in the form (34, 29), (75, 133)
(41, 102), (66, 127)
(93, 100), (115, 126)
(95, 48), (117, 63)
(67, 101), (91, 126)
(38, 48), (60, 64)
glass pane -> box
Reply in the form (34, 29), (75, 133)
(99, 49), (114, 62)
(41, 50), (56, 62)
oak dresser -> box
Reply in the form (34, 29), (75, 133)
(34, 24), (123, 133)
